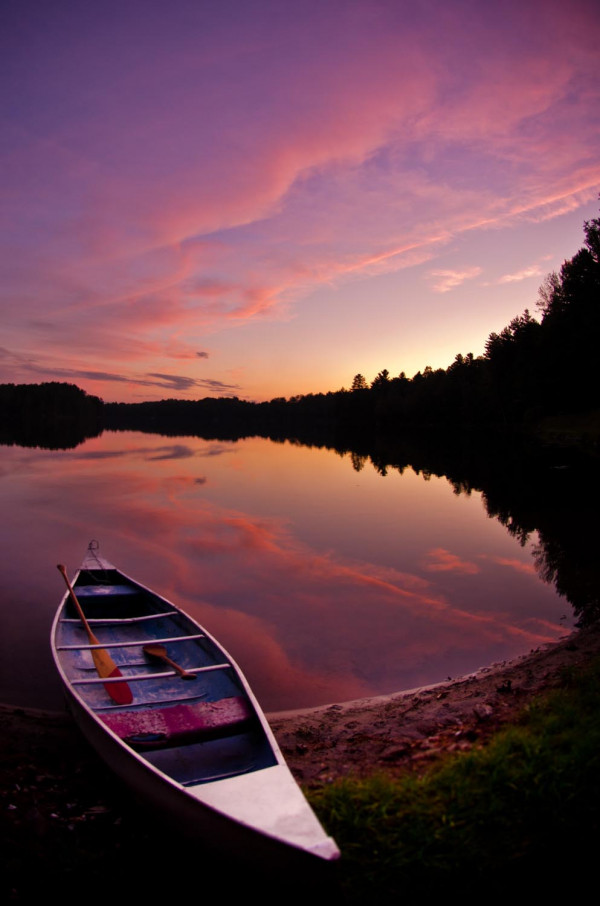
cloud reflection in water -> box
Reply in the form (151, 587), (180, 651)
(0, 433), (572, 711)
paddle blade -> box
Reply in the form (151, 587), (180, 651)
(91, 650), (133, 705)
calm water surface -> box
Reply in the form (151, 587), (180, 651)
(0, 431), (572, 712)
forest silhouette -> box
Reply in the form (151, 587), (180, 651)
(102, 207), (600, 447)
(0, 381), (103, 449)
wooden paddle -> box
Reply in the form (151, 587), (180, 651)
(57, 564), (133, 705)
(143, 643), (197, 680)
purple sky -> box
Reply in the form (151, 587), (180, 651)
(2, 0), (599, 402)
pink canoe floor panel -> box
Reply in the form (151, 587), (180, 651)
(100, 696), (254, 749)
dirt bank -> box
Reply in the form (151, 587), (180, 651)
(270, 623), (600, 785)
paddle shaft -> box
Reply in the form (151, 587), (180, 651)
(57, 564), (100, 645)
(57, 564), (133, 704)
(143, 644), (197, 680)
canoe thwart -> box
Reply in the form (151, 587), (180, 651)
(74, 584), (140, 597)
(55, 632), (206, 651)
(71, 662), (232, 685)
(60, 611), (176, 625)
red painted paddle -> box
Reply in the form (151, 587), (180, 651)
(57, 564), (133, 705)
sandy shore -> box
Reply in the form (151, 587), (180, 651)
(269, 623), (600, 784)
(3, 624), (600, 900)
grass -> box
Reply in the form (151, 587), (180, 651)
(4, 660), (599, 900)
(308, 659), (600, 901)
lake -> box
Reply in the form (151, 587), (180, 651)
(0, 430), (573, 712)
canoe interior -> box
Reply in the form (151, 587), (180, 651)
(54, 567), (278, 783)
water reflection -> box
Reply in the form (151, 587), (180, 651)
(0, 432), (578, 712)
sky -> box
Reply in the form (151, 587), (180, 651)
(2, 0), (599, 403)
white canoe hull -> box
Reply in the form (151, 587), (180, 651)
(51, 545), (340, 865)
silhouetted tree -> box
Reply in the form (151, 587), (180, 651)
(371, 369), (390, 388)
(351, 374), (368, 391)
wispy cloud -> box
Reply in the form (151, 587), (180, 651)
(0, 348), (242, 396)
(498, 264), (545, 284)
(430, 267), (483, 293)
(479, 554), (537, 576)
(73, 444), (196, 461)
(423, 548), (480, 575)
(145, 372), (240, 393)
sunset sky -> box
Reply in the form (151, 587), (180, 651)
(2, 0), (599, 403)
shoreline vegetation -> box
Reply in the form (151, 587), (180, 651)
(3, 624), (600, 900)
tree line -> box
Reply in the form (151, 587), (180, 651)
(2, 207), (599, 448)
(106, 207), (600, 445)
(0, 382), (103, 448)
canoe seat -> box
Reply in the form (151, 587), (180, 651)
(75, 584), (139, 597)
(99, 697), (254, 750)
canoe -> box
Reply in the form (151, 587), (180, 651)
(51, 542), (340, 865)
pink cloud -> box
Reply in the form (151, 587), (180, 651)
(479, 555), (538, 577)
(498, 264), (545, 284)
(423, 548), (481, 575)
(2, 1), (600, 399)
(430, 267), (483, 294)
